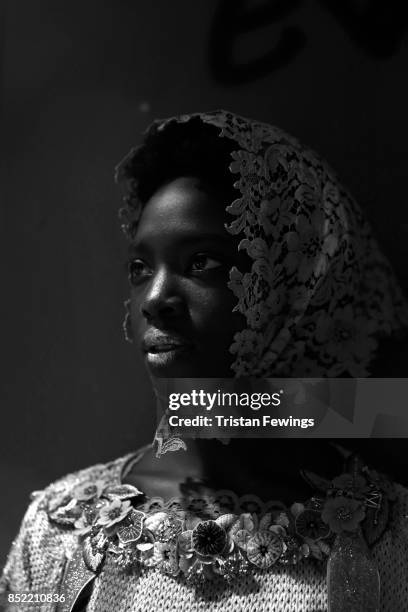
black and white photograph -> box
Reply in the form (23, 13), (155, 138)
(1, 2), (408, 610)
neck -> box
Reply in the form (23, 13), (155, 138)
(132, 378), (347, 500)
(126, 436), (346, 503)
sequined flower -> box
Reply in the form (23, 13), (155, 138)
(144, 511), (171, 533)
(136, 540), (155, 561)
(152, 541), (179, 576)
(116, 509), (145, 544)
(229, 513), (256, 551)
(97, 499), (132, 529)
(321, 496), (365, 534)
(72, 480), (105, 502)
(178, 530), (194, 556)
(144, 511), (183, 542)
(246, 531), (283, 569)
(233, 529), (253, 550)
(295, 509), (330, 540)
(191, 520), (227, 557)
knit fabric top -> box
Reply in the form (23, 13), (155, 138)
(1, 450), (408, 612)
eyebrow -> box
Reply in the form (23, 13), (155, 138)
(129, 232), (235, 254)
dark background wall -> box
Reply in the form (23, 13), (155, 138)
(1, 0), (407, 564)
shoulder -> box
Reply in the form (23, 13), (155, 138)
(41, 452), (135, 515)
(0, 452), (137, 597)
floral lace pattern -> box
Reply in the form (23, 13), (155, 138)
(46, 462), (395, 589)
(116, 110), (408, 378)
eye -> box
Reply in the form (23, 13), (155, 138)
(127, 258), (151, 285)
(190, 253), (223, 273)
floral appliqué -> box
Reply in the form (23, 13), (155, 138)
(46, 463), (394, 588)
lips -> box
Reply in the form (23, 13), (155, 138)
(142, 330), (193, 354)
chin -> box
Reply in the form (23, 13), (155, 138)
(144, 350), (233, 378)
(145, 348), (197, 378)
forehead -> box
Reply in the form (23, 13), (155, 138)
(133, 176), (231, 245)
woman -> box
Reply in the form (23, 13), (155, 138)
(1, 111), (408, 611)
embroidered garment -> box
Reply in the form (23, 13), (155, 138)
(117, 110), (408, 378)
(1, 450), (408, 612)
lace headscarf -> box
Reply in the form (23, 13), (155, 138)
(116, 110), (408, 378)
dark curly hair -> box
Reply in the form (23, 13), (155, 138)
(122, 117), (238, 205)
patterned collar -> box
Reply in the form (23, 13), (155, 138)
(46, 449), (395, 589)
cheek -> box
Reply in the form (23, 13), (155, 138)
(128, 291), (145, 333)
(191, 286), (245, 336)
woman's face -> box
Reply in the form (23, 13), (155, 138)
(128, 176), (248, 378)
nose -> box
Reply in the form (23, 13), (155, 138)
(140, 267), (185, 323)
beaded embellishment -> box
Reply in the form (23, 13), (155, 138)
(47, 462), (395, 587)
